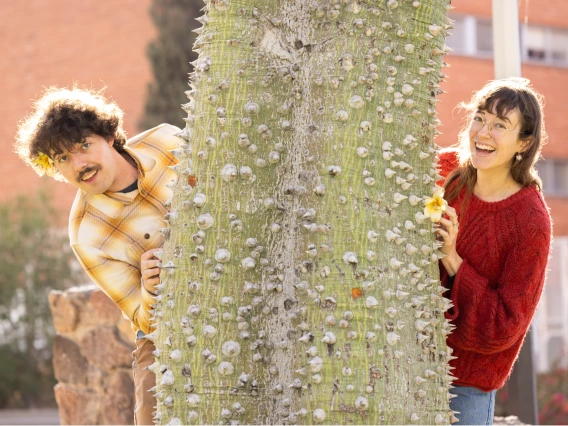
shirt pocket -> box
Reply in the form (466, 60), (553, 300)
(128, 225), (165, 267)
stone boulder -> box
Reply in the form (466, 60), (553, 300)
(54, 384), (100, 425)
(50, 286), (136, 425)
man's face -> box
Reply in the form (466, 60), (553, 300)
(52, 134), (119, 195)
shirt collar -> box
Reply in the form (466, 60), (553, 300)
(82, 144), (157, 218)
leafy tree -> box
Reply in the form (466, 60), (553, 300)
(140, 0), (203, 130)
(0, 191), (80, 408)
(154, 0), (455, 424)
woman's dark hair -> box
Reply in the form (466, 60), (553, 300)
(15, 86), (127, 181)
(443, 78), (546, 205)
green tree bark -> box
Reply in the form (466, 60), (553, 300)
(154, 0), (455, 424)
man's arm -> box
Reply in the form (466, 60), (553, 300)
(72, 244), (158, 334)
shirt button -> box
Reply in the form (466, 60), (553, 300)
(144, 233), (150, 239)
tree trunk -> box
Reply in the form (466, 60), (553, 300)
(153, 0), (454, 424)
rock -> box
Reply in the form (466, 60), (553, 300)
(54, 383), (100, 425)
(86, 364), (108, 392)
(100, 371), (135, 425)
(90, 290), (122, 325)
(53, 336), (88, 386)
(49, 292), (79, 333)
(80, 327), (133, 370)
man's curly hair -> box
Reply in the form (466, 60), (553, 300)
(15, 86), (127, 181)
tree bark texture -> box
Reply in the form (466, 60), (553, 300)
(154, 0), (454, 424)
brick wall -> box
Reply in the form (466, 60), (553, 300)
(455, 0), (568, 27)
(0, 0), (154, 216)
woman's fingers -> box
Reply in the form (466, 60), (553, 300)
(436, 227), (450, 240)
(438, 216), (452, 228)
(445, 206), (458, 224)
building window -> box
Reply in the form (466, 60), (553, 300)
(550, 28), (568, 62)
(533, 237), (568, 373)
(447, 13), (568, 68)
(476, 19), (493, 54)
(524, 26), (546, 60)
(536, 159), (568, 197)
(447, 14), (492, 57)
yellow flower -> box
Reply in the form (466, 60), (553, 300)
(31, 152), (55, 177)
(423, 187), (448, 222)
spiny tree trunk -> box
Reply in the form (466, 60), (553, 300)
(153, 0), (455, 424)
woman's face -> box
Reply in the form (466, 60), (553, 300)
(468, 108), (526, 176)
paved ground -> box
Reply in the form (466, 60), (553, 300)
(494, 416), (526, 425)
(0, 409), (59, 425)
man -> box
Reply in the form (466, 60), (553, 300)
(15, 87), (180, 425)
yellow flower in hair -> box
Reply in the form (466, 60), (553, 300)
(423, 187), (448, 223)
(32, 152), (55, 177)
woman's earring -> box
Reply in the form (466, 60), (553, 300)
(516, 153), (522, 161)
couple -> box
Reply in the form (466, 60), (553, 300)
(15, 77), (550, 425)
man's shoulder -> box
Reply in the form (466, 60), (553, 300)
(126, 123), (183, 151)
(68, 190), (87, 245)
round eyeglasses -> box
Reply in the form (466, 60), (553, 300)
(470, 114), (520, 139)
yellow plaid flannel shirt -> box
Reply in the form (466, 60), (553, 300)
(69, 124), (182, 334)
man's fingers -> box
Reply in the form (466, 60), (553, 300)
(142, 259), (161, 270)
(141, 248), (163, 261)
(141, 250), (154, 261)
(143, 267), (161, 279)
(144, 277), (161, 293)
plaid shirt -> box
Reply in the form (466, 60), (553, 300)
(69, 124), (181, 334)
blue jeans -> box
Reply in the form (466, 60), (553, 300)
(450, 385), (496, 425)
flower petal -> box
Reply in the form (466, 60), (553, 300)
(430, 210), (443, 222)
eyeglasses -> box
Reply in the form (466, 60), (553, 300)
(470, 114), (520, 139)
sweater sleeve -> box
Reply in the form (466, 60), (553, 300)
(437, 149), (460, 184)
(445, 214), (551, 354)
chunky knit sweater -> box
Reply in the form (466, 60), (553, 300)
(438, 151), (552, 392)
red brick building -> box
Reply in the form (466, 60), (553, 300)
(0, 0), (154, 213)
(1, 0), (567, 370)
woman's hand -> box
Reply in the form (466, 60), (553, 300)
(141, 248), (162, 295)
(435, 206), (463, 276)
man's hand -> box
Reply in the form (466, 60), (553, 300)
(141, 248), (162, 295)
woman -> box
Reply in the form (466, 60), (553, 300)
(435, 78), (552, 425)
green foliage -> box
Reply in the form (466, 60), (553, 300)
(140, 0), (202, 130)
(0, 191), (80, 408)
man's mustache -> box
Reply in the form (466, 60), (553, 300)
(77, 166), (100, 182)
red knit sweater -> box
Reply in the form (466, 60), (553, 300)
(438, 151), (552, 392)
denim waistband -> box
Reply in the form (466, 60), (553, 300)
(136, 330), (146, 341)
